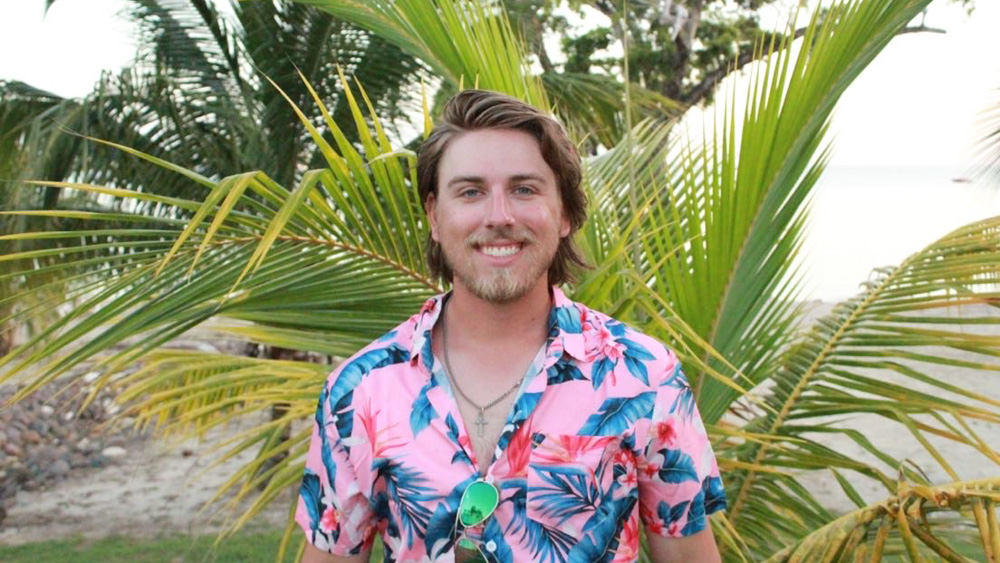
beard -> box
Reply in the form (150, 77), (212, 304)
(443, 227), (554, 305)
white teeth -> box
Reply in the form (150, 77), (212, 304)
(481, 245), (519, 257)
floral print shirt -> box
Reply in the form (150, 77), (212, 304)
(296, 287), (726, 562)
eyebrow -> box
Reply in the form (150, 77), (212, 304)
(445, 173), (547, 188)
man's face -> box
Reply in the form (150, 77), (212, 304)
(426, 128), (570, 304)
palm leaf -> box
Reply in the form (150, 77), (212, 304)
(766, 477), (1000, 561)
(294, 0), (548, 107)
(727, 215), (1000, 556)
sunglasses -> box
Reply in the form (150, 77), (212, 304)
(453, 479), (500, 562)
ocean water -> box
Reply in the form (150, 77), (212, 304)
(798, 165), (1000, 302)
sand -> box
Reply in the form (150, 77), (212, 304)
(0, 412), (293, 545)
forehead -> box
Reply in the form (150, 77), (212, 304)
(437, 128), (555, 185)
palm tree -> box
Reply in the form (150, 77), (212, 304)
(2, 0), (999, 560)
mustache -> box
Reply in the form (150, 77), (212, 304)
(465, 227), (537, 247)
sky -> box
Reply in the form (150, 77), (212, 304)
(1, 0), (999, 301)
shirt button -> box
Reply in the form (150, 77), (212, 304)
(484, 475), (495, 484)
(331, 415), (339, 423)
(485, 541), (497, 552)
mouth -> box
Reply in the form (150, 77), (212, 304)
(477, 243), (522, 257)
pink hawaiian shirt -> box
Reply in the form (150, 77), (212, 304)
(297, 287), (726, 562)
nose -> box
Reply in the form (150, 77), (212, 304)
(485, 189), (515, 228)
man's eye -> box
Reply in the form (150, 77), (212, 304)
(459, 188), (481, 198)
(513, 185), (534, 195)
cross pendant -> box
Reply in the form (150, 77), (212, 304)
(474, 409), (488, 437)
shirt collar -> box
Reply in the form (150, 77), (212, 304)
(408, 286), (589, 375)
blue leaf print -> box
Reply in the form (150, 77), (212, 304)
(621, 432), (636, 452)
(481, 516), (514, 563)
(591, 357), (615, 389)
(529, 464), (600, 524)
(424, 476), (475, 558)
(503, 485), (574, 563)
(374, 458), (438, 548)
(445, 413), (461, 439)
(663, 366), (696, 416)
(377, 329), (398, 342)
(409, 381), (438, 437)
(656, 448), (699, 484)
(327, 344), (409, 406)
(331, 389), (354, 439)
(551, 305), (582, 334)
(510, 392), (542, 423)
(320, 436), (338, 496)
(496, 392), (542, 453)
(299, 469), (323, 532)
(372, 491), (400, 541)
(579, 393), (656, 436)
(547, 358), (586, 385)
(623, 355), (649, 386)
(656, 499), (690, 526)
(420, 329), (434, 373)
(703, 475), (727, 514)
(680, 487), (707, 535)
(568, 495), (637, 563)
(621, 337), (655, 361)
(445, 413), (473, 467)
(606, 321), (627, 337)
(311, 392), (339, 497)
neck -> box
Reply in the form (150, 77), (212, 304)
(445, 279), (552, 347)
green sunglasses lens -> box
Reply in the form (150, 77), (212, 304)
(457, 538), (488, 562)
(459, 480), (499, 527)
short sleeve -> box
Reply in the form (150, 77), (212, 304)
(637, 356), (727, 538)
(295, 380), (376, 555)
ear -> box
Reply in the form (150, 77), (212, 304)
(425, 193), (440, 242)
(559, 213), (571, 239)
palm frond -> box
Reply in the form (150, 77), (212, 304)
(728, 215), (1000, 556)
(766, 477), (1000, 562)
(972, 86), (1000, 183)
(639, 0), (935, 424)
(295, 0), (548, 107)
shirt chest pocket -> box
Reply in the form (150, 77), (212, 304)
(525, 433), (633, 532)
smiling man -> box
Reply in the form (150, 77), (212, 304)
(297, 90), (727, 562)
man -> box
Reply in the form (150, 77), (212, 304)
(297, 90), (726, 562)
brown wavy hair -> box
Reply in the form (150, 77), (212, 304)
(417, 90), (588, 286)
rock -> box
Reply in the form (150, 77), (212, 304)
(22, 430), (41, 445)
(28, 445), (58, 464)
(82, 371), (100, 383)
(106, 436), (128, 448)
(50, 459), (70, 477)
(28, 420), (50, 435)
(102, 446), (127, 459)
(5, 428), (21, 444)
(2, 443), (22, 457)
(40, 405), (55, 417)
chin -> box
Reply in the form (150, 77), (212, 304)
(461, 270), (537, 304)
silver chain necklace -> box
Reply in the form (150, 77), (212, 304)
(441, 305), (524, 438)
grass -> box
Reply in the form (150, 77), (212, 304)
(0, 530), (297, 563)
(0, 530), (386, 563)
